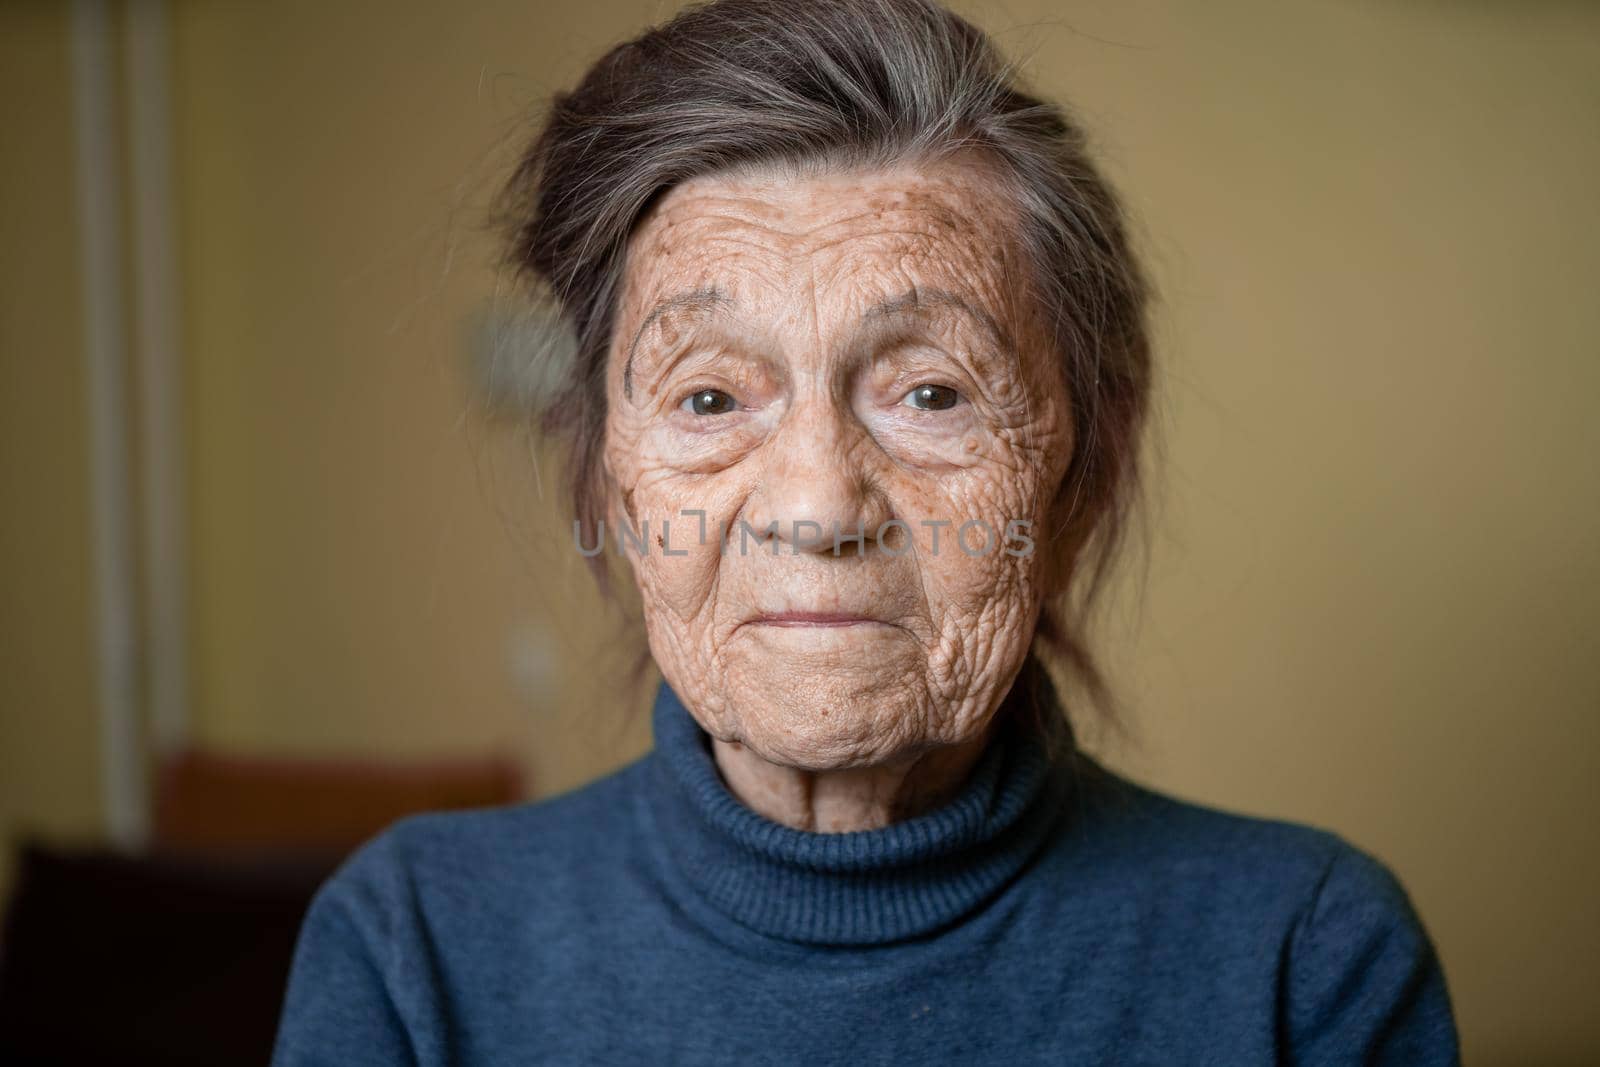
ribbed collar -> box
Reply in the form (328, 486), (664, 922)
(644, 663), (1075, 946)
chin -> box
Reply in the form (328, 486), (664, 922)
(716, 648), (942, 771)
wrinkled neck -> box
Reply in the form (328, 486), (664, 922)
(643, 660), (1077, 945)
(710, 723), (997, 833)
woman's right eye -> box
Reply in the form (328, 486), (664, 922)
(681, 389), (738, 416)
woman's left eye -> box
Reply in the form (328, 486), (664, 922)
(681, 388), (738, 416)
(901, 383), (962, 411)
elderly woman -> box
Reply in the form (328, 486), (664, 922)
(273, 1), (1458, 1063)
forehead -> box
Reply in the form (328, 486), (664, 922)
(618, 159), (1026, 322)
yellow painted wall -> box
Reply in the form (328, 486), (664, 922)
(0, 5), (105, 889)
(1014, 5), (1600, 1062)
(170, 0), (661, 792)
(2, 1), (1595, 1061)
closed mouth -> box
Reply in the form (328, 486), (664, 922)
(745, 611), (892, 628)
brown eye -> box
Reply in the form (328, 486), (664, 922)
(902, 384), (961, 411)
(683, 388), (737, 416)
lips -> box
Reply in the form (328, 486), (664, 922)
(745, 611), (890, 628)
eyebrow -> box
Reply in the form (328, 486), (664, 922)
(623, 287), (729, 400)
(621, 284), (1008, 399)
(863, 286), (1011, 351)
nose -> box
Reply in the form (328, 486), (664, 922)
(742, 396), (893, 556)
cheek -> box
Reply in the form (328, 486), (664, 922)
(619, 467), (751, 640)
(607, 404), (764, 648)
(894, 469), (1046, 617)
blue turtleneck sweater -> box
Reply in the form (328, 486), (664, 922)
(272, 678), (1459, 1065)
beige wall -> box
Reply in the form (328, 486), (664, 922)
(3, 1), (1596, 1061)
(0, 5), (105, 886)
(1004, 4), (1600, 1063)
(171, 0), (660, 792)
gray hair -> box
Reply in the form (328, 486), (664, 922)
(500, 0), (1152, 728)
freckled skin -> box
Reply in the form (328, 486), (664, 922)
(603, 159), (1074, 831)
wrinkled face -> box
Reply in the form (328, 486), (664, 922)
(602, 158), (1073, 771)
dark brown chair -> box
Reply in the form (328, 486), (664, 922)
(0, 751), (522, 1066)
(153, 750), (522, 853)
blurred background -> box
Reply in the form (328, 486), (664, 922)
(1, 0), (1595, 1063)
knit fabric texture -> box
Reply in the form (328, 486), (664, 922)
(272, 677), (1460, 1065)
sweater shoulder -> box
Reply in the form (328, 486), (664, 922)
(1048, 761), (1458, 1060)
(310, 753), (654, 926)
(1059, 756), (1405, 915)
